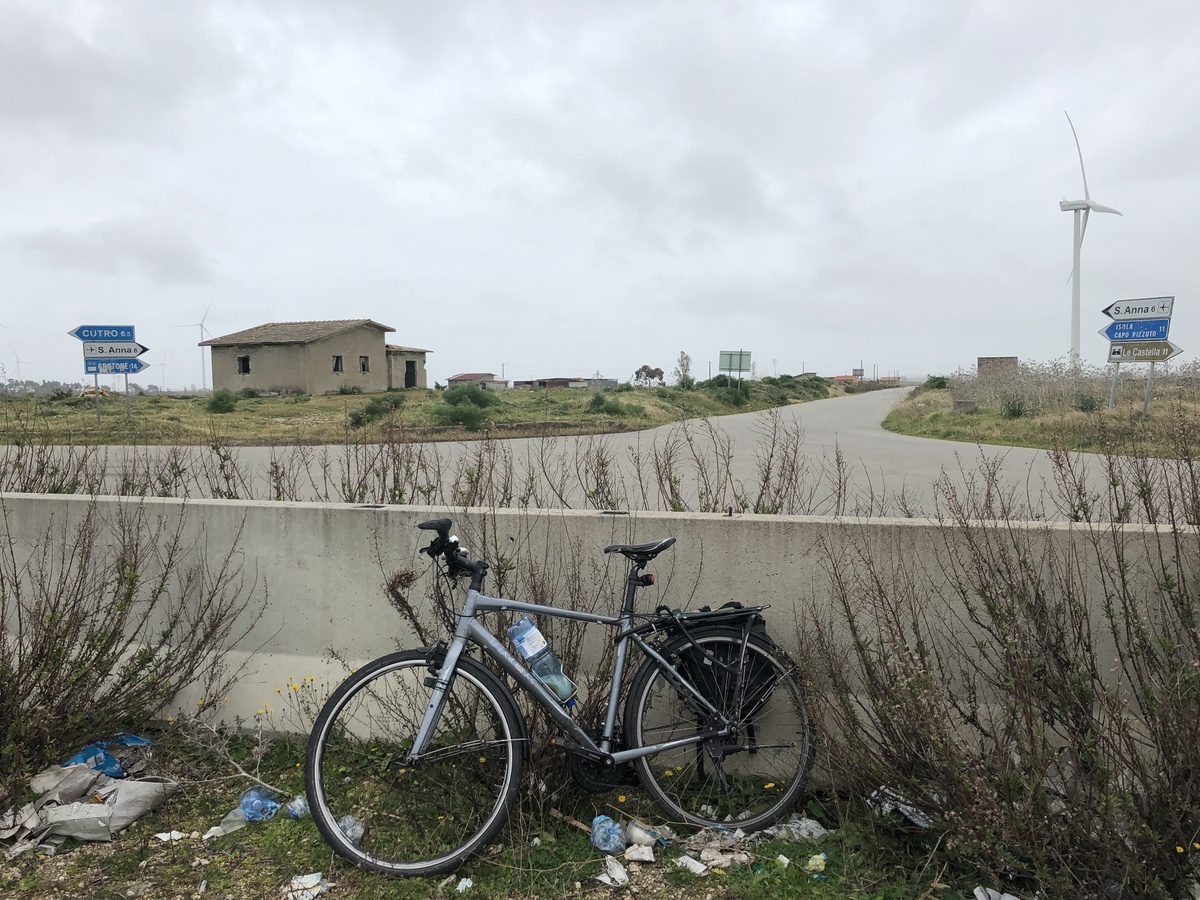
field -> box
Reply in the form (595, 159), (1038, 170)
(882, 359), (1200, 455)
(0, 376), (847, 446)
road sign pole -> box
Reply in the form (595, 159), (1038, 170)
(1144, 362), (1156, 418)
(94, 375), (101, 425)
(124, 374), (130, 418)
(1108, 363), (1119, 409)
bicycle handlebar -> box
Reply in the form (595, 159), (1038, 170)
(418, 517), (487, 580)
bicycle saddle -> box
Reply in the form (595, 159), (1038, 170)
(603, 537), (676, 563)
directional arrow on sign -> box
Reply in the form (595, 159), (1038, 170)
(1102, 297), (1174, 321)
(82, 341), (149, 359)
(1108, 340), (1183, 363)
(69, 325), (136, 342)
(1098, 318), (1171, 342)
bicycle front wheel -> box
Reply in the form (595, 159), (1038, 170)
(305, 650), (525, 877)
(625, 627), (814, 831)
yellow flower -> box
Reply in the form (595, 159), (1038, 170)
(664, 770), (674, 777)
(618, 795), (626, 803)
(479, 756), (487, 763)
(764, 782), (776, 789)
(1177, 846), (1185, 853)
(291, 684), (300, 691)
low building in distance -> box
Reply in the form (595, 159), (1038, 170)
(200, 320), (430, 394)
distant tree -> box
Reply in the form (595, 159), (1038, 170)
(633, 365), (665, 387)
(672, 352), (694, 390)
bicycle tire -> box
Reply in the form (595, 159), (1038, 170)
(305, 649), (525, 877)
(624, 626), (814, 831)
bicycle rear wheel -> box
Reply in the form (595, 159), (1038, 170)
(624, 627), (814, 831)
(305, 649), (525, 876)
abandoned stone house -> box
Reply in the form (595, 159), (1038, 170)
(199, 320), (430, 394)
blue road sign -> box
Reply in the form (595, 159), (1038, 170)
(69, 325), (136, 342)
(85, 358), (148, 375)
(1099, 318), (1171, 342)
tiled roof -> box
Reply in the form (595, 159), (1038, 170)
(200, 320), (394, 346)
(448, 373), (497, 380)
(386, 344), (433, 354)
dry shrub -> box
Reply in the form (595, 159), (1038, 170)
(0, 498), (264, 807)
(801, 413), (1200, 898)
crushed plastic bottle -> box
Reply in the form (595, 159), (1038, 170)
(590, 815), (625, 853)
(239, 786), (281, 822)
(507, 616), (577, 706)
(338, 814), (365, 846)
(286, 795), (310, 819)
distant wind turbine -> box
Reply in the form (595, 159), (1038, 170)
(12, 348), (34, 386)
(1060, 112), (1123, 364)
(156, 355), (172, 392)
(173, 301), (214, 391)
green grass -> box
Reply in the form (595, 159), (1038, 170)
(0, 378), (840, 446)
(0, 728), (973, 899)
(882, 385), (1200, 455)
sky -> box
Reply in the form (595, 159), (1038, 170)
(1, 0), (1198, 391)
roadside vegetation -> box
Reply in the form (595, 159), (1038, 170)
(0, 374), (843, 446)
(6, 363), (1200, 896)
(883, 358), (1200, 454)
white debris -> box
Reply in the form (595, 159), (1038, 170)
(674, 854), (708, 876)
(624, 844), (655, 863)
(595, 856), (629, 886)
(281, 873), (332, 899)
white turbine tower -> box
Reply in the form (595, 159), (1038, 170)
(173, 301), (214, 391)
(156, 355), (172, 392)
(1060, 112), (1123, 364)
(12, 348), (33, 388)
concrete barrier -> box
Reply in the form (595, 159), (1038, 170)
(0, 492), (1189, 732)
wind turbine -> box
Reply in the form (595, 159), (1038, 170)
(1060, 112), (1123, 364)
(12, 348), (34, 389)
(173, 301), (214, 391)
(155, 355), (172, 392)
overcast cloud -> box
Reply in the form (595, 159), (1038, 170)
(1, 0), (1198, 389)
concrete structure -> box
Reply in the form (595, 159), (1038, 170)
(447, 373), (509, 390)
(200, 320), (430, 394)
(0, 492), (1187, 733)
(977, 356), (1019, 381)
(512, 377), (584, 389)
(386, 344), (431, 391)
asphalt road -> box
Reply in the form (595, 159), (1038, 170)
(19, 388), (1074, 517)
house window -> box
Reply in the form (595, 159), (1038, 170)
(332, 355), (344, 374)
(359, 355), (370, 374)
(237, 355), (251, 374)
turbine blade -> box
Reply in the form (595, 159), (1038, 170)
(200, 300), (213, 325)
(1088, 201), (1123, 216)
(1080, 207), (1090, 246)
(1065, 111), (1091, 202)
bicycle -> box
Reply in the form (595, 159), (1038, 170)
(304, 517), (815, 877)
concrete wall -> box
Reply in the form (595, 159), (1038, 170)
(211, 344), (308, 394)
(0, 492), (1190, 732)
(386, 349), (428, 389)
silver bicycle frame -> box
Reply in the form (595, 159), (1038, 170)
(407, 586), (736, 766)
